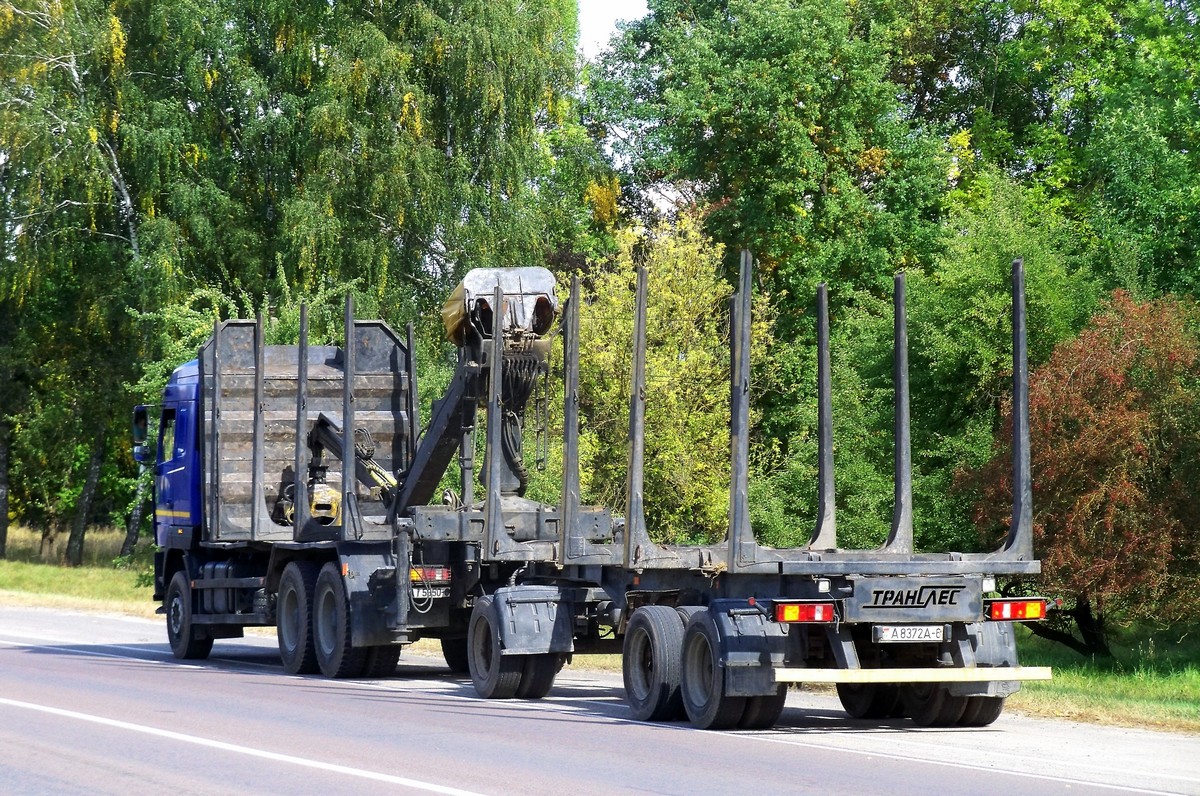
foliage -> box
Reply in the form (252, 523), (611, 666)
(591, 0), (948, 314)
(971, 292), (1200, 653)
(749, 169), (1099, 552)
(882, 0), (1200, 295)
(575, 217), (773, 545)
(905, 169), (1100, 551)
(1, 0), (592, 545)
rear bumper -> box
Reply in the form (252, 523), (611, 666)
(773, 666), (1052, 684)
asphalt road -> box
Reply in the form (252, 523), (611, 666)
(1, 605), (1197, 796)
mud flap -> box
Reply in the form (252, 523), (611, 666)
(338, 543), (402, 648)
(947, 620), (1022, 698)
(493, 585), (575, 655)
(708, 600), (789, 698)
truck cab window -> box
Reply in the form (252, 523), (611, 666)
(159, 409), (176, 462)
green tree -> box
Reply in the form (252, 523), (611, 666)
(750, 170), (1099, 552)
(2, 0), (593, 557)
(576, 218), (772, 544)
(902, 170), (1100, 551)
(886, 0), (1200, 295)
(1, 0), (143, 563)
(591, 0), (947, 309)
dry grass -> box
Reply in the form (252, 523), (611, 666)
(2, 525), (130, 567)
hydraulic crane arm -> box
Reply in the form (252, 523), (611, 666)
(307, 413), (399, 505)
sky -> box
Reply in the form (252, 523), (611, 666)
(578, 0), (650, 60)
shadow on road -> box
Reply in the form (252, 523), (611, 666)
(12, 640), (996, 735)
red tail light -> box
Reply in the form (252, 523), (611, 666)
(410, 566), (451, 582)
(774, 601), (837, 623)
(986, 599), (1047, 621)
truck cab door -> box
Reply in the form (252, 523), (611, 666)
(154, 406), (180, 546)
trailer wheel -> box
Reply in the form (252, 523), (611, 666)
(900, 682), (968, 727)
(836, 683), (900, 720)
(739, 686), (788, 730)
(441, 638), (470, 674)
(516, 653), (563, 699)
(468, 595), (523, 698)
(681, 609), (747, 730)
(959, 696), (1006, 727)
(361, 646), (401, 678)
(165, 571), (213, 660)
(623, 605), (686, 722)
(313, 562), (367, 678)
(277, 560), (320, 674)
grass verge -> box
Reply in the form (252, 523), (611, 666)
(0, 559), (156, 617)
(1008, 624), (1200, 733)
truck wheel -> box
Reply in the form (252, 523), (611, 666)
(901, 682), (968, 727)
(313, 562), (367, 678)
(623, 605), (686, 722)
(165, 571), (213, 660)
(836, 683), (900, 719)
(681, 609), (746, 730)
(516, 653), (562, 699)
(468, 595), (522, 698)
(277, 560), (320, 674)
(441, 637), (470, 673)
(361, 646), (401, 678)
(959, 696), (1005, 726)
(739, 685), (788, 730)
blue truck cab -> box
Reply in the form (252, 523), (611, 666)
(133, 360), (203, 598)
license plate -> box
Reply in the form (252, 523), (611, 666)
(412, 587), (449, 599)
(875, 624), (944, 643)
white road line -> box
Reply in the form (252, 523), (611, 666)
(0, 696), (489, 796)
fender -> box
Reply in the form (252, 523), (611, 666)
(707, 599), (790, 698)
(492, 585), (575, 655)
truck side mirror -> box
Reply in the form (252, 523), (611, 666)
(132, 406), (149, 443)
(132, 406), (149, 462)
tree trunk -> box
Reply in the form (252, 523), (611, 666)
(1024, 618), (1091, 656)
(1024, 595), (1113, 659)
(1071, 597), (1112, 658)
(66, 428), (105, 567)
(120, 467), (149, 557)
(0, 423), (8, 560)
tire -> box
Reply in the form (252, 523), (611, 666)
(516, 653), (562, 700)
(901, 682), (969, 727)
(836, 683), (900, 719)
(277, 560), (320, 674)
(165, 571), (213, 660)
(959, 696), (1006, 727)
(362, 646), (401, 678)
(441, 637), (470, 674)
(739, 685), (788, 730)
(314, 562), (367, 678)
(681, 609), (747, 730)
(468, 595), (523, 699)
(623, 605), (687, 722)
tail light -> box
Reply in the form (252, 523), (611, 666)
(410, 566), (451, 582)
(985, 598), (1047, 621)
(773, 601), (837, 623)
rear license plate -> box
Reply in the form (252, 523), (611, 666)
(874, 624), (944, 643)
(412, 587), (449, 599)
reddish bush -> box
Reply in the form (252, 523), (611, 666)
(971, 291), (1200, 654)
